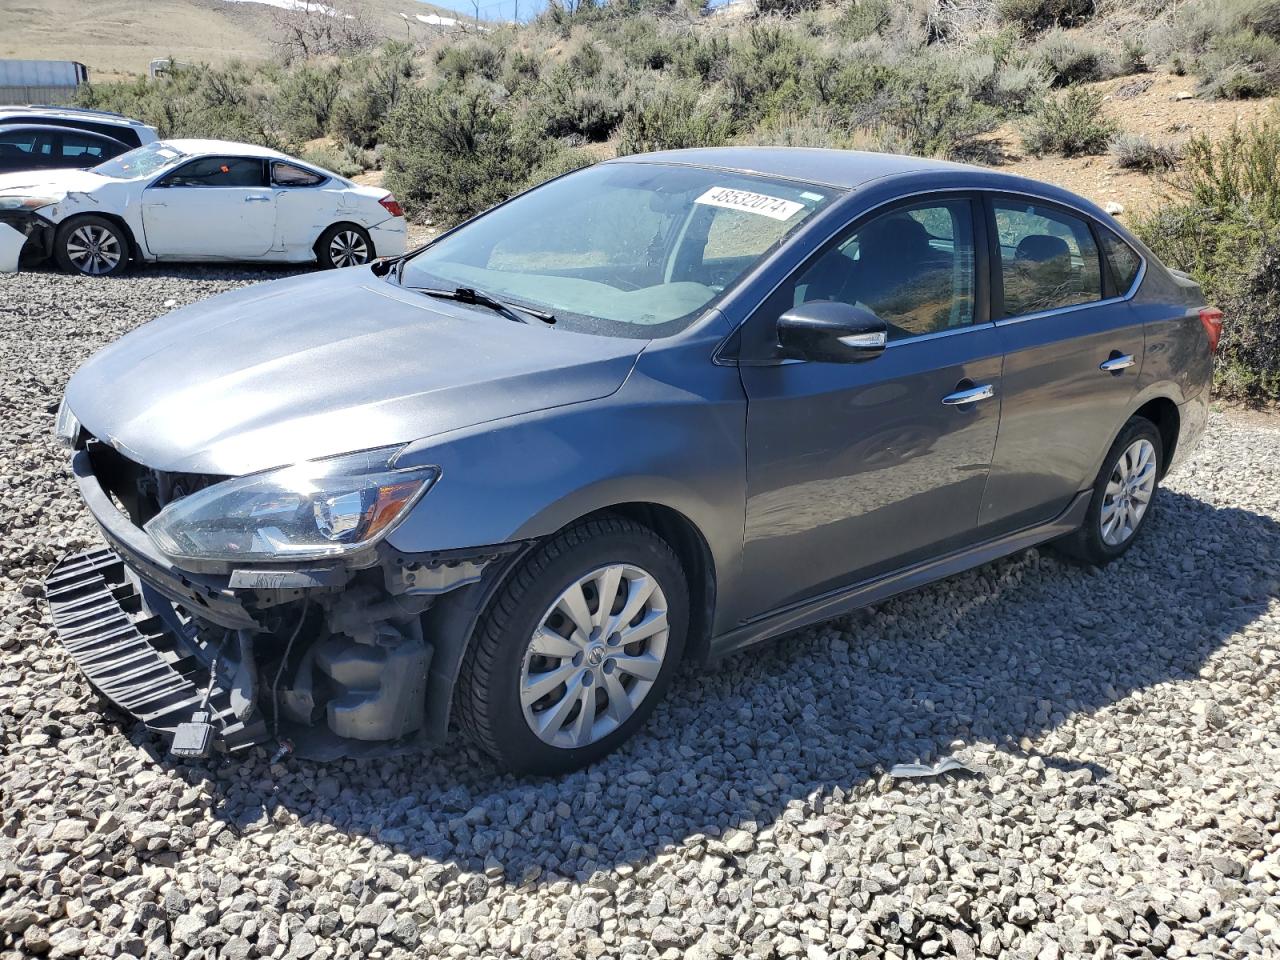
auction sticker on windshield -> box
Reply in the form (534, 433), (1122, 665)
(695, 186), (805, 221)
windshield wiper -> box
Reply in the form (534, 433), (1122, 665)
(415, 286), (556, 325)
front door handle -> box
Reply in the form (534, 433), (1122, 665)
(243, 195), (272, 203)
(1100, 354), (1136, 372)
(942, 383), (994, 406)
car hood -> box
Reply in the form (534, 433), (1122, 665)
(65, 270), (645, 475)
(0, 168), (108, 198)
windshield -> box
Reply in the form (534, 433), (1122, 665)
(400, 162), (837, 338)
(93, 142), (188, 180)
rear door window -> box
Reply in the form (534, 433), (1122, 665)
(161, 156), (266, 188)
(272, 161), (325, 186)
(993, 200), (1103, 318)
(1098, 228), (1142, 294)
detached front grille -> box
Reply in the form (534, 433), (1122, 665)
(84, 437), (225, 529)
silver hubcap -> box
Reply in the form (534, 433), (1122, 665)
(520, 563), (670, 749)
(1100, 437), (1157, 546)
(66, 224), (122, 275)
(328, 230), (369, 267)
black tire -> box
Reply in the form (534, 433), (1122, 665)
(315, 223), (374, 269)
(53, 215), (130, 277)
(1054, 415), (1164, 566)
(456, 516), (689, 775)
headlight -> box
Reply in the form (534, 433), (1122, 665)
(0, 196), (59, 211)
(144, 446), (439, 563)
(55, 398), (81, 450)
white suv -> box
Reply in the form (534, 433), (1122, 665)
(0, 106), (158, 148)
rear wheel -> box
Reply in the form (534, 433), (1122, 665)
(53, 216), (129, 277)
(1055, 416), (1163, 565)
(456, 516), (689, 775)
(316, 223), (373, 269)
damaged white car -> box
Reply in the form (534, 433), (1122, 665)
(0, 138), (406, 274)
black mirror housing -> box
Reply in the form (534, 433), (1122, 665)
(777, 301), (888, 363)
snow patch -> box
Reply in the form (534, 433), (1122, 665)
(217, 0), (343, 16)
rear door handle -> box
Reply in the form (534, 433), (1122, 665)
(942, 384), (994, 405)
(1100, 354), (1135, 372)
(243, 195), (272, 203)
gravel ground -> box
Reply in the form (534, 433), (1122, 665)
(2, 268), (1280, 960)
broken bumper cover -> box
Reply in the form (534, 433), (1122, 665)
(0, 210), (54, 271)
(45, 547), (266, 751)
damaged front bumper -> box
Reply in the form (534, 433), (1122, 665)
(46, 448), (518, 759)
(0, 210), (54, 272)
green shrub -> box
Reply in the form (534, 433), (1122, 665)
(299, 141), (368, 177)
(616, 82), (734, 155)
(1021, 86), (1116, 156)
(877, 67), (1001, 160)
(1155, 0), (1280, 98)
(532, 64), (626, 140)
(381, 81), (560, 224)
(1032, 27), (1118, 85)
(273, 63), (342, 143)
(329, 44), (417, 148)
(1109, 132), (1181, 171)
(996, 0), (1095, 33)
(744, 110), (847, 148)
(1136, 122), (1280, 402)
(1198, 28), (1280, 98)
(434, 41), (506, 84)
(835, 0), (892, 41)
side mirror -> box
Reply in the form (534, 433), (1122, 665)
(777, 301), (888, 363)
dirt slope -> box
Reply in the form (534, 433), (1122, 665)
(994, 72), (1277, 219)
(0, 0), (474, 77)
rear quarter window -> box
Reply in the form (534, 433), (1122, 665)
(1099, 229), (1142, 294)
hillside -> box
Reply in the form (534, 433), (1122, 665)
(0, 0), (477, 77)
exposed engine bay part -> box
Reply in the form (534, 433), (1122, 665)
(313, 621), (430, 740)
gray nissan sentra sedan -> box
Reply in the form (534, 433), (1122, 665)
(47, 148), (1218, 774)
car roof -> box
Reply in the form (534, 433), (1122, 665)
(608, 146), (1115, 223)
(0, 122), (128, 143)
(162, 138), (297, 161)
(609, 147), (970, 190)
(0, 105), (152, 130)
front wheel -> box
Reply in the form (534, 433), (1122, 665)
(53, 216), (130, 277)
(316, 223), (373, 269)
(456, 517), (689, 775)
(1054, 416), (1163, 565)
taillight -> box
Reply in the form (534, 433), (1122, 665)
(1199, 306), (1223, 353)
(379, 195), (404, 218)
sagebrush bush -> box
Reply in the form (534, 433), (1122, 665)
(616, 82), (733, 155)
(996, 0), (1096, 32)
(299, 141), (367, 177)
(328, 44), (416, 147)
(1021, 86), (1117, 156)
(382, 82), (560, 224)
(1136, 122), (1280, 402)
(1109, 132), (1181, 171)
(273, 64), (342, 144)
(1032, 27), (1119, 85)
(1154, 0), (1280, 98)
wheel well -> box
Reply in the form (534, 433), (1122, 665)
(59, 212), (139, 261)
(314, 221), (375, 258)
(586, 503), (717, 665)
(1134, 397), (1179, 476)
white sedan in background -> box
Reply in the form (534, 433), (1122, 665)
(0, 138), (406, 275)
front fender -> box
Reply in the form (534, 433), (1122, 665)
(387, 340), (749, 629)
